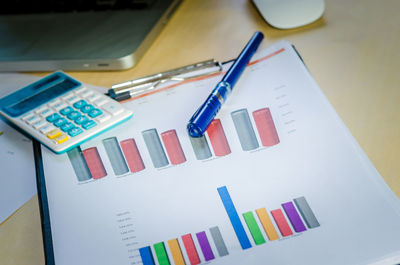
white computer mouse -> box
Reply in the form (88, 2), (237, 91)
(252, 0), (325, 29)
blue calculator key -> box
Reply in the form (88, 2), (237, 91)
(60, 122), (75, 132)
(46, 113), (61, 122)
(73, 100), (87, 109)
(74, 115), (89, 125)
(68, 127), (84, 137)
(80, 104), (94, 113)
(60, 106), (74, 115)
(82, 120), (97, 130)
(88, 108), (103, 118)
(53, 118), (68, 127)
(67, 111), (81, 120)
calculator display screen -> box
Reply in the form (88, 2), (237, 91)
(0, 73), (80, 117)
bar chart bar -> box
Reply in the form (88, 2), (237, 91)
(217, 186), (252, 250)
(282, 202), (307, 232)
(153, 242), (170, 265)
(142, 129), (169, 168)
(209, 226), (229, 257)
(82, 147), (107, 179)
(271, 209), (293, 237)
(207, 119), (231, 156)
(120, 138), (145, 173)
(167, 239), (186, 265)
(161, 130), (186, 165)
(67, 146), (92, 181)
(181, 234), (200, 265)
(102, 137), (129, 175)
(196, 231), (215, 261)
(252, 108), (280, 147)
(242, 211), (266, 245)
(139, 246), (155, 265)
(189, 134), (212, 160)
(231, 109), (259, 151)
(255, 208), (279, 241)
(293, 197), (320, 228)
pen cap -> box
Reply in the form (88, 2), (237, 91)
(222, 31), (264, 87)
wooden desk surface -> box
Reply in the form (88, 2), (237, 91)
(1, 0), (400, 264)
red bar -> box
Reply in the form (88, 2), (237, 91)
(206, 119), (231, 156)
(120, 139), (145, 173)
(182, 233), (200, 265)
(271, 209), (293, 237)
(252, 108), (280, 147)
(161, 130), (186, 165)
(82, 147), (107, 179)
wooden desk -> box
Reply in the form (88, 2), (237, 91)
(1, 0), (399, 264)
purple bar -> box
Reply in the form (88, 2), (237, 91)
(196, 231), (215, 261)
(282, 202), (307, 232)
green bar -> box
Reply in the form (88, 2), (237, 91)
(153, 242), (170, 265)
(243, 211), (266, 245)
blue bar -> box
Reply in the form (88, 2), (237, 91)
(139, 246), (155, 265)
(217, 186), (252, 250)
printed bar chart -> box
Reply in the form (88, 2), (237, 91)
(142, 128), (169, 168)
(67, 146), (92, 182)
(252, 108), (280, 147)
(182, 233), (201, 265)
(120, 138), (145, 173)
(161, 130), (186, 165)
(82, 147), (107, 179)
(271, 209), (293, 237)
(196, 231), (215, 261)
(189, 134), (212, 160)
(207, 119), (231, 157)
(167, 239), (186, 265)
(231, 109), (259, 151)
(103, 137), (129, 175)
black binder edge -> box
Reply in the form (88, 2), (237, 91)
(33, 140), (55, 265)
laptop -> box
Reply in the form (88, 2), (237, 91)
(0, 0), (181, 72)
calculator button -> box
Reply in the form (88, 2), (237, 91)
(73, 100), (87, 109)
(21, 112), (34, 121)
(25, 115), (41, 125)
(67, 111), (81, 120)
(86, 93), (100, 102)
(74, 116), (89, 125)
(46, 113), (61, 123)
(55, 134), (69, 144)
(38, 108), (54, 118)
(74, 86), (86, 94)
(79, 90), (93, 98)
(66, 95), (80, 104)
(47, 129), (62, 139)
(60, 106), (74, 115)
(80, 104), (94, 113)
(61, 92), (75, 101)
(94, 97), (108, 106)
(48, 99), (62, 107)
(53, 118), (68, 127)
(40, 125), (55, 134)
(95, 113), (111, 123)
(60, 122), (75, 132)
(32, 119), (47, 129)
(82, 120), (97, 130)
(88, 108), (102, 118)
(102, 102), (123, 115)
(52, 102), (68, 111)
(35, 105), (48, 114)
(68, 127), (83, 137)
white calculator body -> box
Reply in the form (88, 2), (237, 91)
(0, 72), (133, 154)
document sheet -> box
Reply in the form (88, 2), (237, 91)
(41, 41), (400, 265)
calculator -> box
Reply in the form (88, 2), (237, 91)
(0, 72), (133, 154)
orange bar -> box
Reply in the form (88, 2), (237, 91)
(206, 119), (231, 156)
(168, 239), (186, 265)
(256, 208), (279, 241)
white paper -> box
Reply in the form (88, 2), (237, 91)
(41, 41), (400, 265)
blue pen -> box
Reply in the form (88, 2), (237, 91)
(187, 31), (264, 137)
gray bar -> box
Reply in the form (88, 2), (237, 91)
(209, 226), (229, 257)
(293, 197), (320, 228)
(189, 135), (212, 160)
(102, 137), (129, 175)
(142, 129), (169, 168)
(231, 109), (259, 151)
(67, 146), (92, 181)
